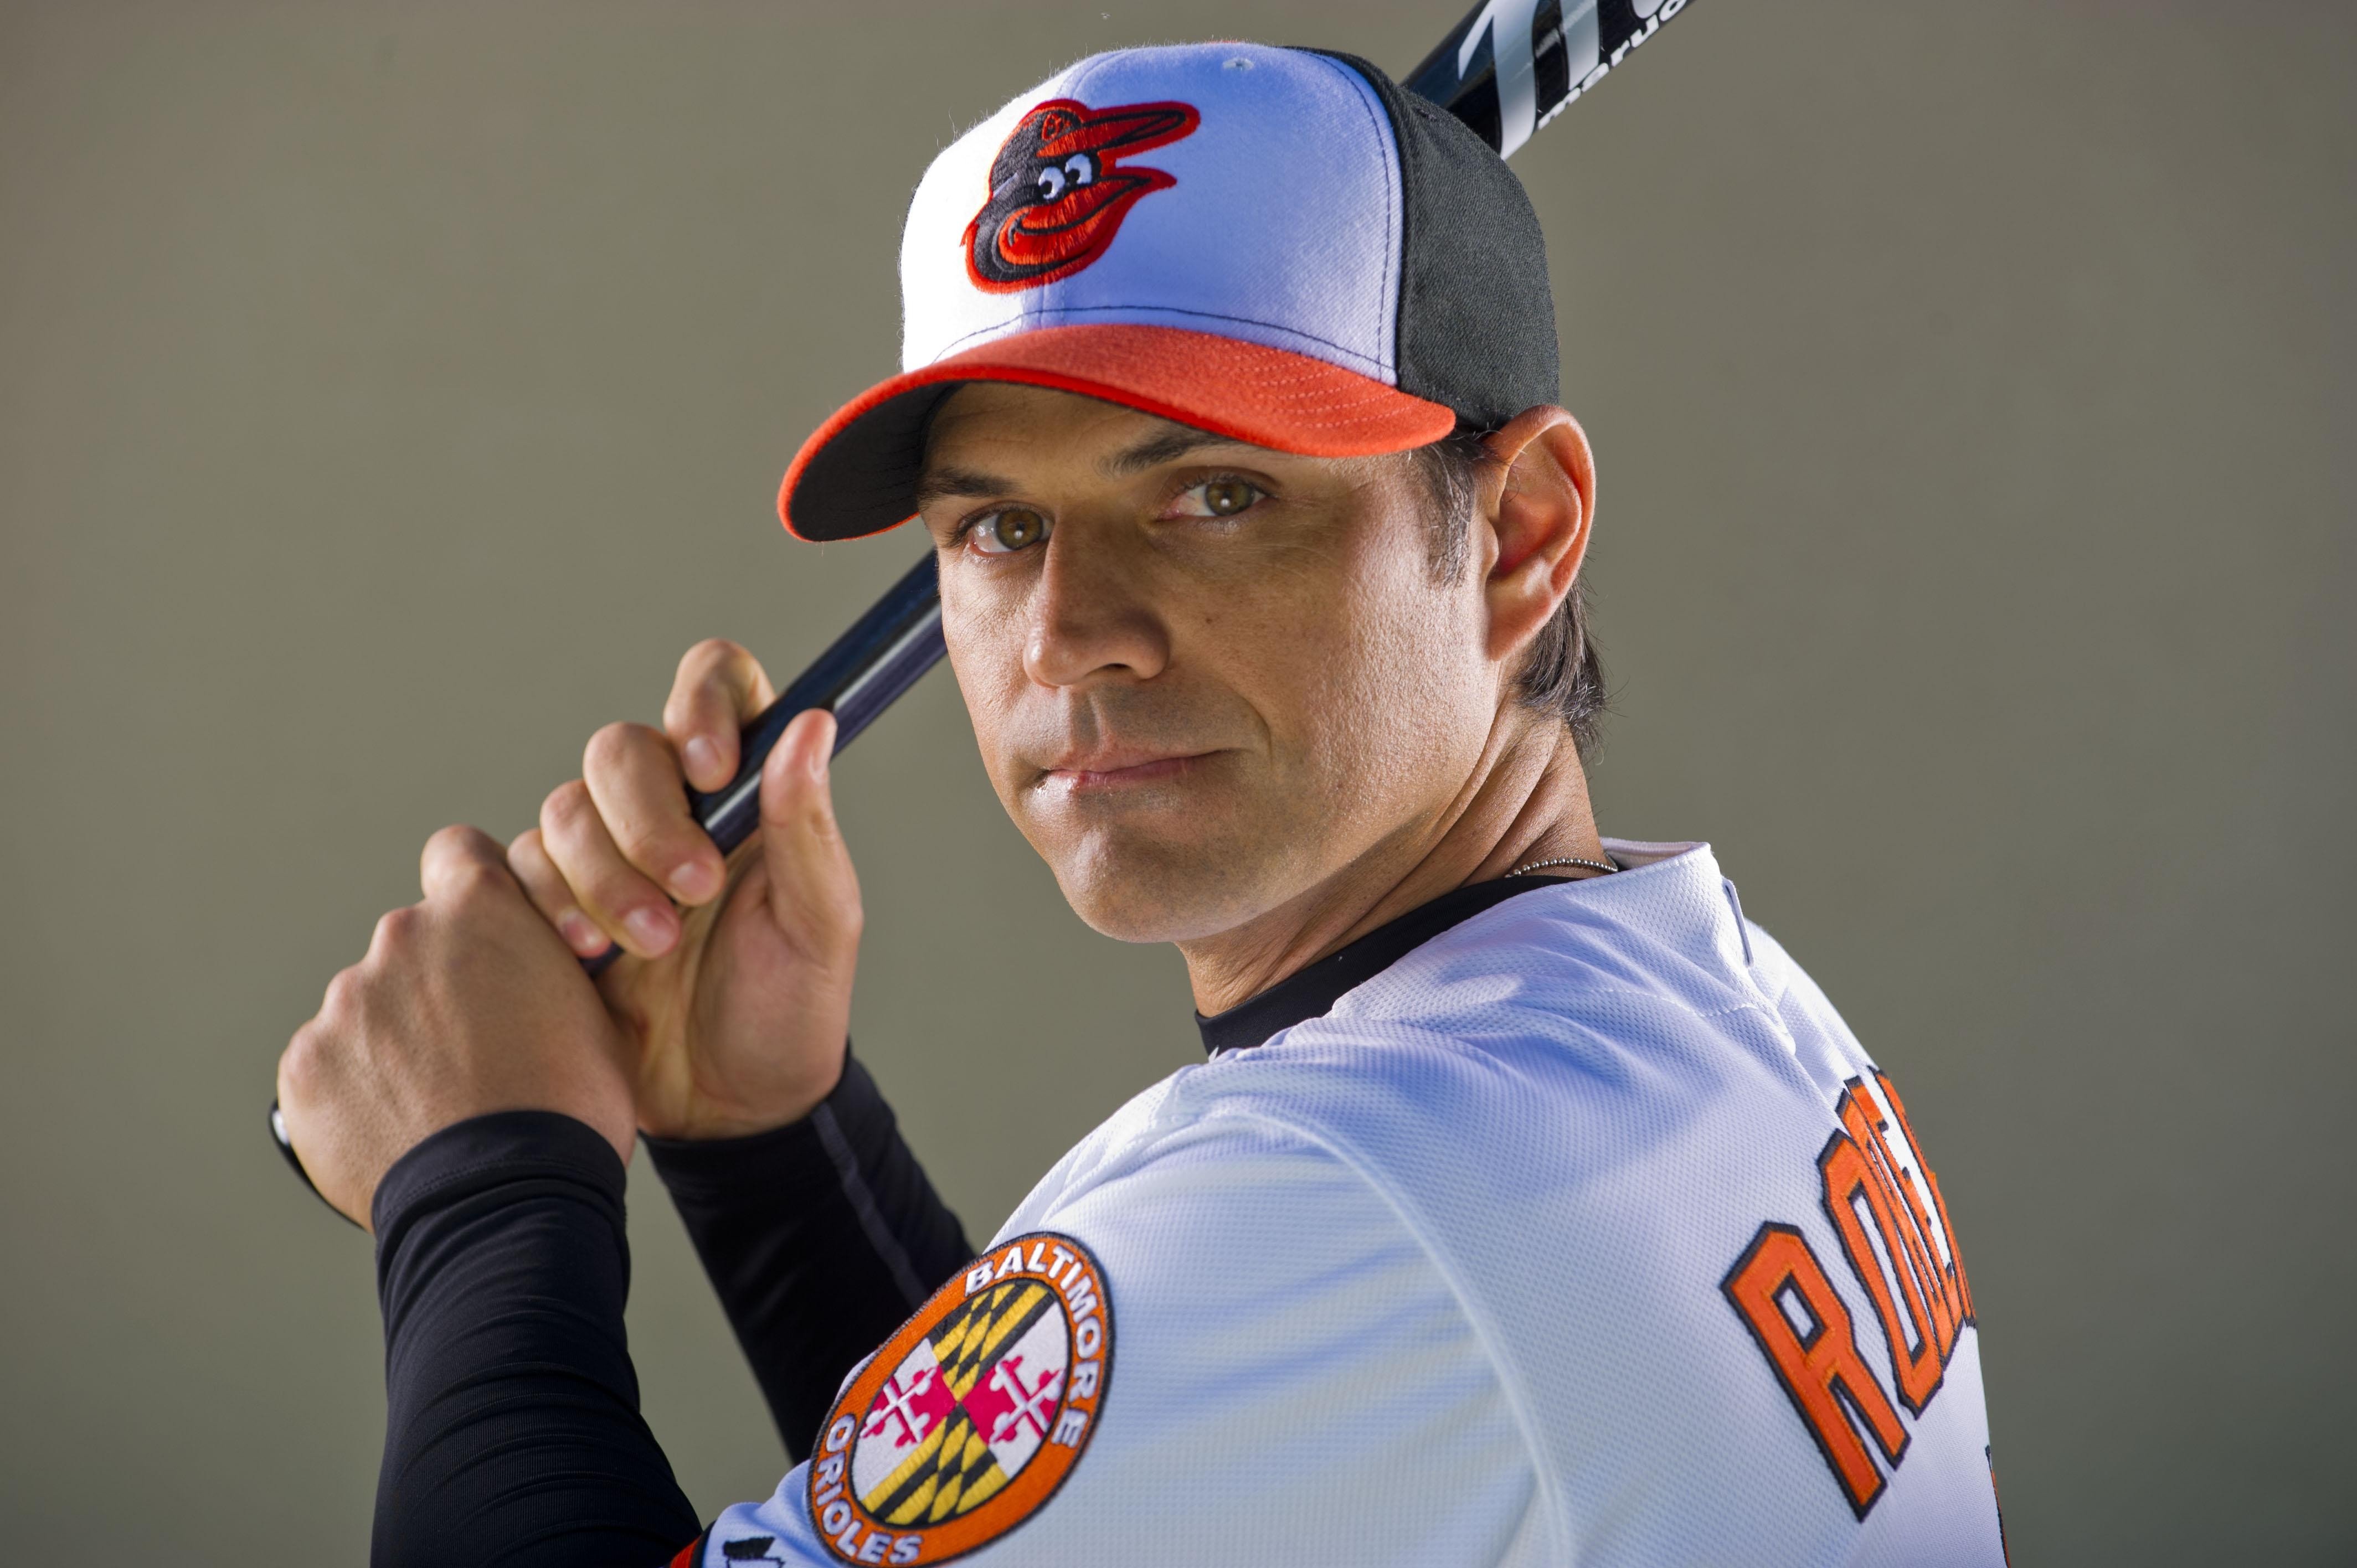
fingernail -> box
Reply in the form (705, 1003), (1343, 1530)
(557, 910), (606, 955)
(683, 735), (723, 785)
(670, 859), (720, 902)
(624, 905), (677, 952)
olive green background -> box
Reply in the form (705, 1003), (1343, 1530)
(3, 1), (2350, 1561)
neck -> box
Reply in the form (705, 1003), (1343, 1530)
(1176, 713), (1605, 1015)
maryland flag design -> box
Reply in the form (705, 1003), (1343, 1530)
(810, 1233), (1112, 1565)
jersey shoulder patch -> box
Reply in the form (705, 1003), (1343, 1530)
(808, 1232), (1113, 1565)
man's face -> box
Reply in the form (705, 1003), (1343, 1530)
(919, 384), (1504, 945)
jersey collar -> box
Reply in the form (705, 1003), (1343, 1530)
(1192, 876), (1574, 1058)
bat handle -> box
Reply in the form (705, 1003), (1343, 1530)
(579, 552), (946, 969)
(272, 551), (948, 1220)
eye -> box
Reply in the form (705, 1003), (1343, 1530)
(1035, 166), (1067, 201)
(1063, 153), (1095, 186)
(969, 506), (1050, 555)
(1167, 477), (1264, 519)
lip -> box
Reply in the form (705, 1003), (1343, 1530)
(1036, 748), (1218, 794)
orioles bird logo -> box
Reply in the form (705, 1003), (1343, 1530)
(963, 98), (1200, 292)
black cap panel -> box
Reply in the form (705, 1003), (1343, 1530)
(1311, 50), (1561, 430)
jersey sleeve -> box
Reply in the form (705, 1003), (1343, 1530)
(688, 1113), (1546, 1567)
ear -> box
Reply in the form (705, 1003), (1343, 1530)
(1475, 405), (1594, 668)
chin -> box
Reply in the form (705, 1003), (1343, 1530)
(1038, 828), (1286, 946)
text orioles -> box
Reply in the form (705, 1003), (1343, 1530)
(1721, 1071), (1977, 1517)
(810, 1233), (1111, 1565)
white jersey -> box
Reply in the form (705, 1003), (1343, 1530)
(692, 841), (2006, 1567)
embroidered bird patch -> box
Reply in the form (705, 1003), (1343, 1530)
(963, 100), (1198, 292)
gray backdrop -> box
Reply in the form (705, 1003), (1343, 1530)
(3, 1), (2350, 1561)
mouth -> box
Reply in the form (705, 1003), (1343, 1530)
(1035, 747), (1220, 796)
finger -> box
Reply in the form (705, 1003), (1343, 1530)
(419, 823), (512, 904)
(540, 777), (681, 957)
(508, 827), (613, 958)
(582, 720), (725, 906)
(664, 639), (778, 793)
(756, 708), (862, 962)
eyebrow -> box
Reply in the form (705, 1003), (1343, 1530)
(913, 423), (1265, 509)
(1099, 425), (1257, 477)
(911, 465), (1015, 510)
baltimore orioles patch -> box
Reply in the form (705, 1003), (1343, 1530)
(962, 99), (1198, 292)
(809, 1233), (1113, 1565)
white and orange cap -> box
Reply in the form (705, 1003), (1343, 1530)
(780, 41), (1559, 541)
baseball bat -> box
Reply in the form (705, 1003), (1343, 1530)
(269, 0), (1705, 1211)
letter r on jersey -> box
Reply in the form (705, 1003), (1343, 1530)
(1722, 1222), (1911, 1517)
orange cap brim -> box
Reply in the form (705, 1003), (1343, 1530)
(778, 324), (1457, 541)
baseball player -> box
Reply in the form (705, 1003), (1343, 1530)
(277, 41), (2007, 1567)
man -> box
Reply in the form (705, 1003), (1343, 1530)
(277, 41), (2005, 1567)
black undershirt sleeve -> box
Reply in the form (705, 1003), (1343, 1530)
(371, 1110), (699, 1568)
(368, 1058), (970, 1563)
(645, 1050), (975, 1460)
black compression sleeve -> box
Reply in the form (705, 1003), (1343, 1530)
(645, 1052), (974, 1460)
(372, 1111), (699, 1568)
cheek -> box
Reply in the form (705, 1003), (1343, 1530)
(940, 584), (1046, 805)
(1266, 544), (1489, 775)
(1346, 625), (1484, 804)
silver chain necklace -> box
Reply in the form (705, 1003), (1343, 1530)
(1504, 854), (1618, 878)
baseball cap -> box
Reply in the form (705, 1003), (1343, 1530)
(779, 42), (1557, 542)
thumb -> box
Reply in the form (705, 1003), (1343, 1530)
(756, 708), (863, 960)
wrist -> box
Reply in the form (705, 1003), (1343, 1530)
(372, 1108), (629, 1242)
(637, 1045), (848, 1141)
(640, 1051), (886, 1194)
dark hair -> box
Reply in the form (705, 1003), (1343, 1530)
(1408, 426), (1608, 757)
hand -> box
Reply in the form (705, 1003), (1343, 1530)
(275, 827), (636, 1229)
(506, 640), (862, 1141)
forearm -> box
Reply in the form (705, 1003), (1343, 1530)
(646, 1050), (973, 1459)
(373, 1111), (699, 1568)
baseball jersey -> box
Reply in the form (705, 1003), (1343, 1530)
(689, 840), (2005, 1566)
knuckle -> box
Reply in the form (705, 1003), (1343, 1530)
(320, 962), (365, 1018)
(280, 1027), (322, 1096)
(680, 637), (748, 683)
(283, 1015), (318, 1064)
(443, 856), (504, 905)
(614, 809), (683, 861)
(542, 778), (595, 837)
(373, 904), (419, 948)
(678, 638), (769, 716)
(583, 720), (655, 776)
(507, 834), (563, 898)
(423, 822), (485, 865)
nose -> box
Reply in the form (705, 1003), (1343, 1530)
(1022, 525), (1170, 691)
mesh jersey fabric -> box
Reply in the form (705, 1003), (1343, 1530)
(694, 841), (2004, 1566)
